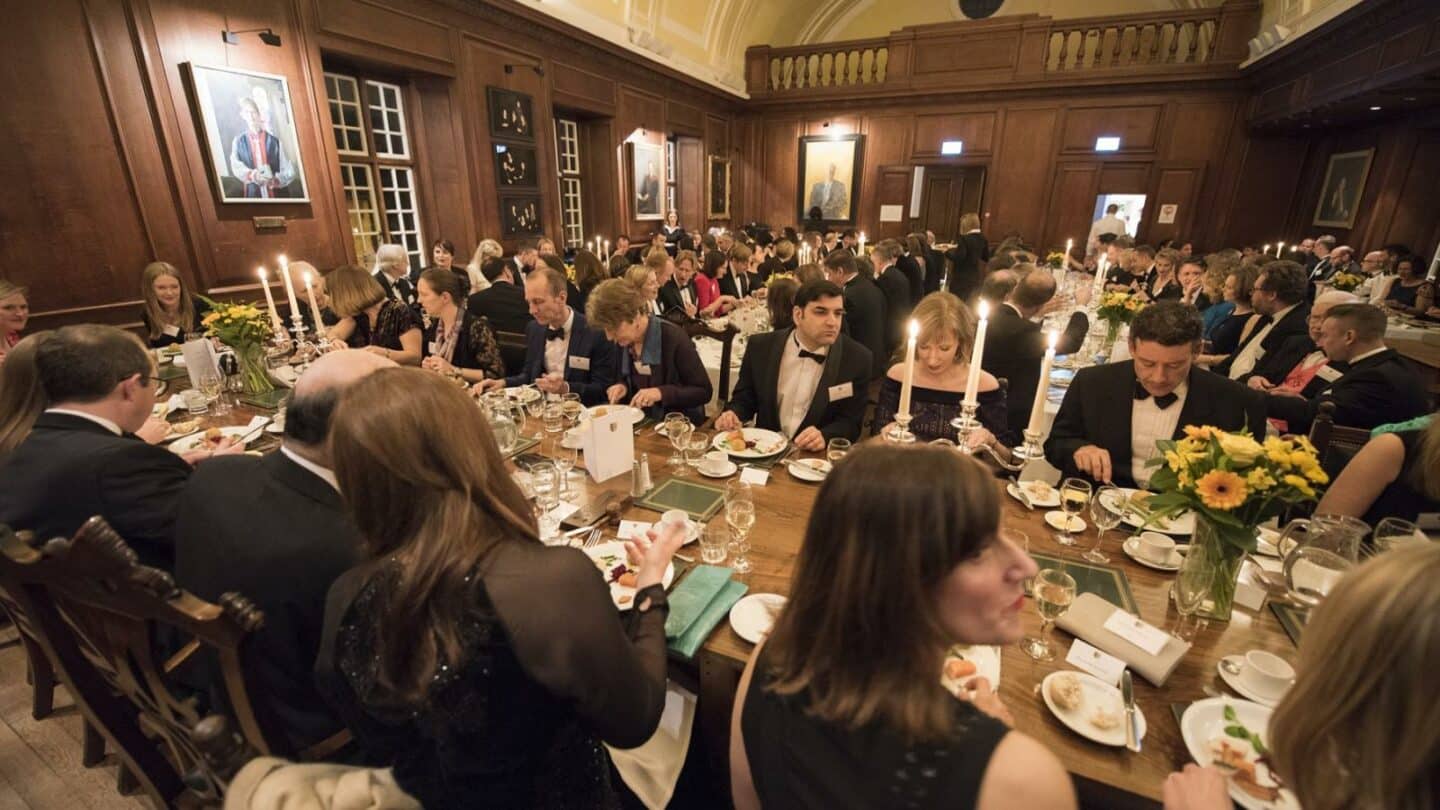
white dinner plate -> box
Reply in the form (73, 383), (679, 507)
(584, 541), (674, 610)
(786, 458), (831, 482)
(503, 386), (542, 404)
(1180, 698), (1298, 810)
(168, 425), (257, 454)
(941, 644), (1002, 694)
(1041, 671), (1147, 747)
(713, 428), (787, 459)
(1008, 480), (1061, 508)
(583, 404), (645, 425)
(265, 422), (285, 434)
(728, 593), (785, 644)
(1044, 511), (1087, 533)
(699, 460), (738, 478)
(1122, 537), (1186, 571)
(1119, 488), (1197, 535)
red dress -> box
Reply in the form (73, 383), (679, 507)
(694, 274), (721, 312)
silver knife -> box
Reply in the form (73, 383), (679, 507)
(1010, 478), (1035, 510)
(1121, 669), (1141, 753)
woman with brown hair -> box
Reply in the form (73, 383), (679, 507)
(0, 332), (52, 456)
(694, 249), (737, 317)
(766, 276), (799, 331)
(586, 278), (711, 422)
(139, 261), (210, 348)
(324, 265), (422, 365)
(1197, 265), (1261, 366)
(416, 268), (504, 383)
(570, 248), (608, 314)
(1164, 543), (1440, 810)
(317, 368), (685, 808)
(731, 445), (1069, 810)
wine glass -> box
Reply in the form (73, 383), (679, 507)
(826, 438), (851, 463)
(685, 432), (710, 471)
(1056, 478), (1091, 546)
(197, 372), (222, 404)
(542, 402), (565, 451)
(1083, 485), (1124, 563)
(1021, 568), (1076, 661)
(560, 392), (584, 429)
(725, 480), (756, 574)
(553, 444), (578, 495)
(667, 418), (693, 470)
(529, 461), (560, 543)
(1372, 517), (1423, 554)
(1173, 540), (1215, 640)
(523, 386), (545, 428)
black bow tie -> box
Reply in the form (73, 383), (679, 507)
(1134, 382), (1178, 409)
(545, 327), (566, 341)
(798, 348), (826, 364)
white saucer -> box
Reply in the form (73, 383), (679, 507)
(1044, 511), (1086, 533)
(729, 593), (785, 644)
(1041, 671), (1147, 747)
(1008, 481), (1060, 508)
(786, 458), (831, 482)
(1216, 656), (1287, 708)
(699, 460), (738, 478)
(1122, 537), (1185, 571)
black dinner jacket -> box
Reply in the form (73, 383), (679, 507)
(874, 265), (913, 353)
(945, 232), (989, 301)
(896, 254), (925, 306)
(756, 257), (786, 284)
(1266, 348), (1429, 433)
(982, 304), (1090, 438)
(174, 451), (362, 754)
(718, 269), (754, 300)
(923, 246), (946, 295)
(374, 270), (416, 309)
(466, 280), (533, 335)
(725, 328), (873, 442)
(658, 279), (690, 317)
(1215, 302), (1311, 384)
(1044, 362), (1267, 489)
(0, 412), (191, 568)
(504, 310), (619, 406)
(619, 319), (712, 423)
(841, 275), (889, 379)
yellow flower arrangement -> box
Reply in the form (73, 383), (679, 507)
(1329, 272), (1364, 292)
(1096, 291), (1145, 329)
(1044, 251), (1067, 269)
(198, 296), (276, 394)
(1195, 470), (1248, 510)
(766, 272), (796, 288)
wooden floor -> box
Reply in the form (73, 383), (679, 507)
(0, 632), (150, 810)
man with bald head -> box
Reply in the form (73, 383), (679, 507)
(982, 268), (1091, 436)
(175, 349), (395, 753)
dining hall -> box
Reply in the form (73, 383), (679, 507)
(1, 0), (1438, 808)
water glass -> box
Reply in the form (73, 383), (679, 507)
(1372, 517), (1425, 554)
(1021, 569), (1076, 661)
(181, 388), (209, 416)
(1083, 485), (1125, 563)
(685, 432), (709, 470)
(1057, 477), (1091, 546)
(700, 521), (729, 564)
(529, 461), (560, 541)
(1173, 540), (1215, 640)
(666, 416), (693, 469)
(826, 437), (851, 463)
(553, 444), (578, 495)
(725, 480), (756, 574)
(542, 403), (565, 443)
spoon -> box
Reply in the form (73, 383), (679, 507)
(1219, 657), (1244, 677)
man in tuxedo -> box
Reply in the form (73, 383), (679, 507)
(838, 230), (859, 256)
(666, 250), (701, 317)
(1217, 261), (1311, 384)
(466, 257), (533, 334)
(1306, 235), (1335, 277)
(808, 163), (849, 220)
(1045, 303), (1266, 488)
(511, 239), (539, 278)
(720, 243), (757, 300)
(1294, 237), (1317, 269)
(870, 240), (914, 354)
(983, 271), (1090, 438)
(653, 251), (693, 319)
(0, 326), (241, 568)
(922, 231), (946, 296)
(716, 280), (871, 449)
(1265, 303), (1428, 433)
(373, 243), (417, 309)
(174, 350), (391, 754)
(475, 267), (617, 405)
(823, 249), (887, 379)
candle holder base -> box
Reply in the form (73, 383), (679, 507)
(882, 413), (917, 444)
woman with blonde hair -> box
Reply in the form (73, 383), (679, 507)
(317, 368), (685, 808)
(139, 262), (210, 348)
(324, 265), (423, 365)
(0, 331), (52, 456)
(623, 264), (665, 317)
(1163, 544), (1440, 810)
(871, 292), (1012, 448)
(464, 238), (502, 294)
(1144, 248), (1184, 301)
(0, 280), (28, 365)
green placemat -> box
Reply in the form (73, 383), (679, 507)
(157, 363), (189, 382)
(635, 477), (726, 521)
(505, 435), (540, 459)
(1270, 602), (1308, 646)
(1028, 552), (1139, 615)
(238, 388), (290, 410)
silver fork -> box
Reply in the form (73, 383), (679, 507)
(583, 527), (604, 548)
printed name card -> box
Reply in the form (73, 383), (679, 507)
(1102, 610), (1169, 656)
(739, 467), (770, 486)
(1066, 640), (1127, 686)
(617, 520), (653, 541)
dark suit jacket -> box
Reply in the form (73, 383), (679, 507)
(620, 319), (713, 423)
(466, 280), (533, 335)
(0, 413), (191, 568)
(1044, 363), (1267, 489)
(174, 452), (362, 753)
(874, 266), (913, 353)
(373, 271), (416, 309)
(504, 310), (618, 406)
(756, 257), (786, 284)
(923, 246), (945, 296)
(725, 329), (872, 442)
(842, 275), (889, 378)
(658, 279), (690, 317)
(1215, 303), (1311, 384)
(945, 232), (989, 301)
(982, 305), (1089, 437)
(1267, 348), (1429, 433)
(718, 270), (754, 300)
(896, 255), (925, 306)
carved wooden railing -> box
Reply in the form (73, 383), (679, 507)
(745, 0), (1259, 99)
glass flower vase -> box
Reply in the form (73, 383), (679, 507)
(1190, 514), (1252, 621)
(234, 343), (275, 395)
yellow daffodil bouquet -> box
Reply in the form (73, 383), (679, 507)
(1328, 271), (1364, 292)
(199, 296), (275, 394)
(765, 272), (796, 288)
(1096, 291), (1145, 326)
(1044, 251), (1067, 270)
(1145, 426), (1328, 555)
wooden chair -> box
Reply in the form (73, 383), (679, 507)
(1307, 400), (1373, 474)
(495, 329), (528, 377)
(0, 516), (292, 807)
(685, 320), (741, 408)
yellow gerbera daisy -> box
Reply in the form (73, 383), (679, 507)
(1195, 470), (1247, 510)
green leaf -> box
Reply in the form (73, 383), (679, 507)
(1224, 725), (1248, 740)
(1223, 705), (1238, 723)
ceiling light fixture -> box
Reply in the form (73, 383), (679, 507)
(941, 140), (963, 155)
(1369, 105), (1382, 111)
(1095, 136), (1121, 152)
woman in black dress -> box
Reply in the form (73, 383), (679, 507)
(1198, 266), (1261, 366)
(1383, 255), (1435, 316)
(325, 265), (423, 365)
(416, 268), (504, 383)
(1315, 414), (1440, 529)
(139, 261), (210, 348)
(318, 369), (685, 808)
(731, 445), (1073, 810)
(586, 278), (711, 423)
(1143, 248), (1184, 302)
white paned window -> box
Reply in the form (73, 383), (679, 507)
(323, 73), (367, 156)
(665, 137), (677, 217)
(365, 80), (410, 159)
(340, 163), (382, 263)
(379, 166), (424, 269)
(555, 117), (585, 249)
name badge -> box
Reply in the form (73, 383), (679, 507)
(162, 325), (181, 338)
(827, 381), (854, 401)
(569, 355), (590, 371)
(635, 362), (652, 375)
(428, 341), (440, 355)
(1316, 365), (1343, 383)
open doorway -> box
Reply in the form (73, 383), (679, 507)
(1092, 193), (1146, 239)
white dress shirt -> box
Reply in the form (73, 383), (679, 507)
(280, 446), (339, 491)
(543, 309), (575, 376)
(44, 408), (122, 436)
(1228, 302), (1298, 379)
(1130, 380), (1188, 488)
(777, 332), (827, 438)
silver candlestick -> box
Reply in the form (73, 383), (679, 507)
(882, 412), (917, 444)
(287, 314), (319, 366)
(950, 402), (1032, 472)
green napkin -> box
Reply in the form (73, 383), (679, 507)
(665, 565), (748, 659)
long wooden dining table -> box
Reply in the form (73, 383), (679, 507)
(195, 381), (1295, 809)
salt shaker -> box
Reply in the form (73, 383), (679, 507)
(637, 452), (653, 494)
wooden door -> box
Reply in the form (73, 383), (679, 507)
(918, 166), (987, 240)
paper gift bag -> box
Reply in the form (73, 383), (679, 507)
(180, 338), (221, 389)
(584, 410), (633, 483)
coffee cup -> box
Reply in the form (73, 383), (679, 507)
(1240, 650), (1294, 698)
(701, 450), (730, 475)
(1136, 531), (1176, 565)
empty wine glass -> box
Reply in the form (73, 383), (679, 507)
(667, 417), (693, 470)
(1372, 517), (1424, 554)
(1056, 477), (1091, 546)
(553, 444), (578, 495)
(1021, 568), (1076, 661)
(726, 480), (756, 574)
(523, 386), (545, 427)
(542, 402), (565, 451)
(529, 461), (560, 543)
(1083, 485), (1125, 563)
(1173, 540), (1215, 640)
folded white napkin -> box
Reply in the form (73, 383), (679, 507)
(606, 682), (696, 810)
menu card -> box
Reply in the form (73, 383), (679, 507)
(180, 338), (220, 389)
(584, 409), (633, 483)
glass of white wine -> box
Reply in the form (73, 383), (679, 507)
(1056, 477), (1091, 547)
(542, 402), (565, 452)
(560, 392), (584, 429)
(725, 480), (756, 574)
(1021, 568), (1076, 661)
(1083, 484), (1124, 563)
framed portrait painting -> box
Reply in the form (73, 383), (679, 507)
(500, 194), (544, 237)
(1313, 149), (1374, 228)
(797, 134), (864, 224)
(628, 141), (665, 221)
(487, 87), (535, 142)
(493, 143), (539, 189)
(187, 63), (310, 203)
(708, 156), (731, 220)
